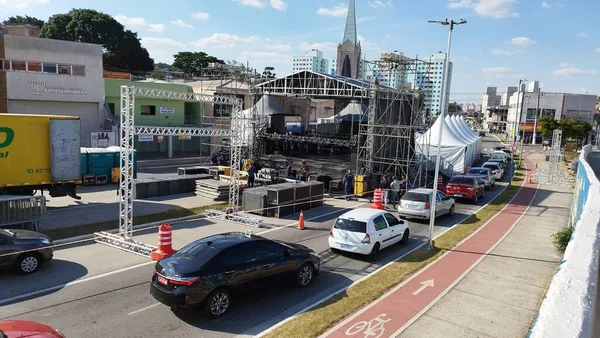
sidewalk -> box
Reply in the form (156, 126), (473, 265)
(322, 153), (572, 338)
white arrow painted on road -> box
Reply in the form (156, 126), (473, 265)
(412, 279), (435, 295)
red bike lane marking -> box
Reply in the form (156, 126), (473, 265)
(324, 158), (537, 338)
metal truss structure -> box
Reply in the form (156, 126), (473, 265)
(95, 86), (246, 257)
(533, 129), (574, 186)
(258, 132), (358, 147)
(251, 70), (406, 100)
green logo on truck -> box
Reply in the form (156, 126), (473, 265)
(0, 127), (14, 158)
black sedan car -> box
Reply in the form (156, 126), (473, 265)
(0, 229), (54, 274)
(150, 232), (321, 317)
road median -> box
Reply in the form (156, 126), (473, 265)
(43, 203), (227, 241)
(262, 167), (526, 338)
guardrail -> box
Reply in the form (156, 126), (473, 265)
(528, 145), (600, 338)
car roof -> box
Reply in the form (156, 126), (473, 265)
(193, 232), (266, 251)
(482, 162), (500, 166)
(339, 208), (389, 222)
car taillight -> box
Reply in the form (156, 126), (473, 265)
(329, 229), (334, 238)
(169, 277), (199, 286)
(361, 234), (371, 244)
(424, 201), (431, 209)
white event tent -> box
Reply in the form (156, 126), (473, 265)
(447, 115), (481, 161)
(416, 114), (480, 174)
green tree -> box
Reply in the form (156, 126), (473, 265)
(2, 15), (45, 28)
(172, 52), (223, 76)
(40, 9), (154, 73)
(262, 66), (276, 79)
(155, 62), (171, 70)
(539, 116), (561, 139)
(560, 119), (592, 140)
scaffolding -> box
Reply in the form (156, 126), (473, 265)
(94, 86), (246, 256)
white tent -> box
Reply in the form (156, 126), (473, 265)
(454, 115), (481, 155)
(317, 101), (366, 123)
(446, 115), (476, 164)
(448, 115), (481, 158)
(416, 114), (474, 174)
(235, 95), (288, 147)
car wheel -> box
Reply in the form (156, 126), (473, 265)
(368, 243), (380, 261)
(400, 229), (410, 243)
(448, 204), (455, 217)
(16, 253), (40, 274)
(204, 289), (231, 318)
(296, 263), (315, 287)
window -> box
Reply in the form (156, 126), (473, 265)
(27, 61), (42, 72)
(437, 191), (447, 201)
(43, 63), (57, 74)
(402, 192), (429, 202)
(58, 64), (71, 75)
(72, 65), (85, 76)
(11, 61), (26, 71)
(449, 177), (475, 185)
(252, 241), (285, 260)
(334, 218), (367, 233)
(373, 215), (388, 231)
(217, 244), (256, 266)
(2, 60), (9, 70)
(383, 213), (402, 227)
(107, 103), (116, 115)
(141, 105), (156, 115)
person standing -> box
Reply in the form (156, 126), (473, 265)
(247, 163), (256, 188)
(379, 176), (390, 205)
(343, 169), (354, 201)
(390, 176), (401, 208)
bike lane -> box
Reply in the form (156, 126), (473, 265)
(323, 157), (538, 338)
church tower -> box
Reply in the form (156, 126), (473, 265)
(336, 0), (361, 79)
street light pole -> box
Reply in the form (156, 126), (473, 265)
(426, 18), (467, 250)
(532, 88), (541, 145)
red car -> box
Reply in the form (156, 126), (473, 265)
(0, 320), (65, 338)
(445, 175), (485, 204)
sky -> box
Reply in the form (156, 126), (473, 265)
(3, 0), (600, 103)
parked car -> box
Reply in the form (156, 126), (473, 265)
(491, 150), (510, 163)
(0, 229), (54, 274)
(328, 208), (410, 261)
(466, 167), (496, 190)
(445, 175), (486, 204)
(482, 161), (504, 181)
(398, 188), (455, 221)
(150, 232), (321, 317)
(486, 158), (506, 170)
(0, 320), (65, 338)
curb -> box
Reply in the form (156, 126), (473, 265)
(53, 214), (205, 245)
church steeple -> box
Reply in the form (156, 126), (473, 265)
(342, 0), (357, 45)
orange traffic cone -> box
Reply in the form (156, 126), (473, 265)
(297, 211), (305, 230)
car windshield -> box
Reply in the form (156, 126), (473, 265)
(402, 192), (429, 202)
(333, 218), (367, 233)
(0, 229), (14, 236)
(449, 177), (473, 185)
(468, 169), (488, 175)
(483, 164), (498, 170)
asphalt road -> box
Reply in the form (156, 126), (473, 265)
(0, 137), (508, 338)
(587, 150), (600, 180)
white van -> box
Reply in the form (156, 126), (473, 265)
(490, 151), (509, 163)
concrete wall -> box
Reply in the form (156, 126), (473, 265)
(563, 94), (596, 124)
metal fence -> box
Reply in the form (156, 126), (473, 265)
(0, 195), (47, 231)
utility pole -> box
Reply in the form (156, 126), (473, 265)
(532, 88), (541, 145)
(426, 18), (467, 250)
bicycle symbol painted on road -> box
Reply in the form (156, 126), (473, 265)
(345, 313), (391, 338)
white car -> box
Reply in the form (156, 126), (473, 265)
(398, 188), (456, 221)
(328, 208), (410, 260)
(482, 161), (504, 181)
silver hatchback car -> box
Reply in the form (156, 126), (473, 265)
(466, 167), (496, 190)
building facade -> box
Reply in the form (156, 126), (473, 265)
(0, 34), (106, 147)
(105, 79), (204, 158)
(507, 87), (596, 138)
(292, 50), (329, 74)
(414, 52), (452, 116)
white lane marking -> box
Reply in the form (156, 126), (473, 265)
(0, 261), (155, 306)
(254, 190), (502, 338)
(127, 303), (161, 316)
(257, 202), (365, 235)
